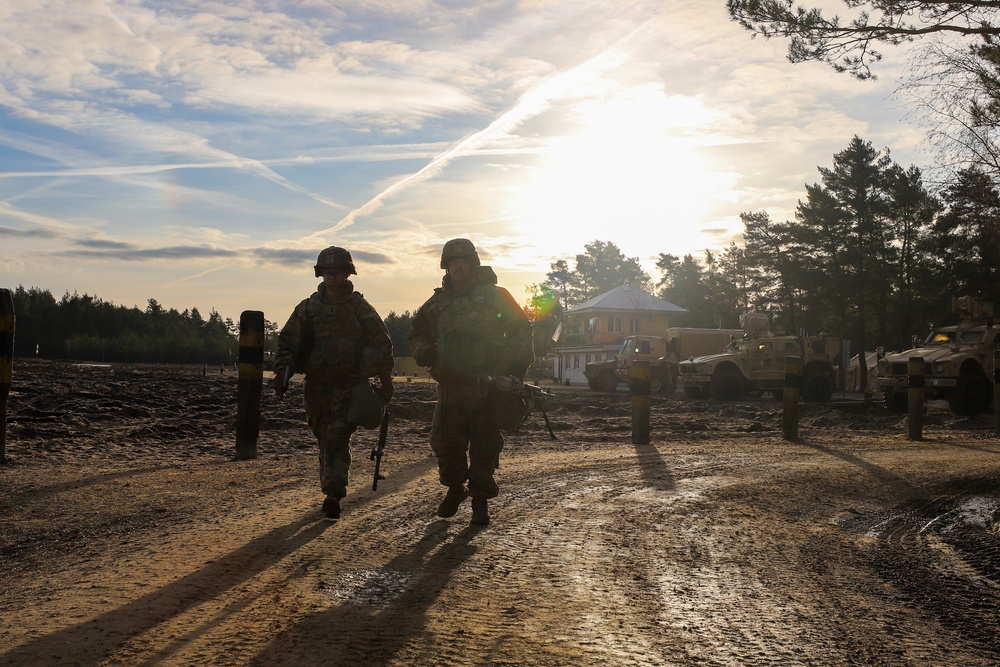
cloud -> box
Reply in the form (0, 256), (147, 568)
(62, 243), (239, 261)
(75, 238), (135, 250)
(0, 224), (55, 238)
(188, 70), (480, 120)
(52, 238), (397, 272)
(0, 201), (90, 235)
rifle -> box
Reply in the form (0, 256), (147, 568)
(276, 366), (292, 400)
(522, 380), (557, 439)
(369, 408), (390, 491)
(478, 374), (557, 440)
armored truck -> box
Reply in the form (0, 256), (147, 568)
(583, 327), (741, 394)
(677, 314), (841, 402)
(877, 296), (997, 416)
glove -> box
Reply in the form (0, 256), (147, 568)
(273, 367), (291, 398)
(423, 347), (439, 367)
(378, 378), (395, 404)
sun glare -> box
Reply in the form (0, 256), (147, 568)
(511, 88), (736, 266)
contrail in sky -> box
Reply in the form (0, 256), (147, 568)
(0, 116), (349, 213)
(304, 23), (649, 241)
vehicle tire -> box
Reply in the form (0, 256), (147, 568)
(649, 373), (678, 395)
(659, 381), (678, 395)
(683, 385), (707, 399)
(594, 371), (619, 393)
(802, 372), (834, 403)
(882, 390), (907, 413)
(710, 369), (743, 401)
(948, 372), (993, 416)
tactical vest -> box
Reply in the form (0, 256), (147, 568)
(301, 293), (366, 378)
(435, 284), (510, 377)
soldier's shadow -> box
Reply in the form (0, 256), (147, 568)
(248, 521), (480, 667)
(0, 515), (334, 667)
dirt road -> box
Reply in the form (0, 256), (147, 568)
(1, 362), (998, 666)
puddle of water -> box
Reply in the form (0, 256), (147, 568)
(839, 495), (1000, 537)
(921, 496), (1000, 534)
(317, 568), (418, 608)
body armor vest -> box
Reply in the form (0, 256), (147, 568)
(303, 293), (365, 377)
(435, 285), (509, 377)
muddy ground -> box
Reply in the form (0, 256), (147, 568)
(1, 360), (998, 667)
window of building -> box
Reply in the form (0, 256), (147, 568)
(573, 354), (580, 369)
(629, 318), (639, 333)
(587, 317), (598, 333)
(608, 317), (622, 333)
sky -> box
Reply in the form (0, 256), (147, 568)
(0, 0), (929, 327)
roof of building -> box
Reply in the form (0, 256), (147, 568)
(564, 284), (687, 314)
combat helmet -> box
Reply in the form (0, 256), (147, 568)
(440, 238), (481, 269)
(314, 246), (357, 277)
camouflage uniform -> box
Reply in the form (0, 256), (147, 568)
(408, 263), (533, 502)
(274, 279), (393, 501)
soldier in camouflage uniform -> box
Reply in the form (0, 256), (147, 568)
(273, 246), (394, 519)
(408, 238), (533, 525)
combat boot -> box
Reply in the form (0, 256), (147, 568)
(470, 497), (490, 526)
(322, 495), (341, 519)
(436, 485), (468, 518)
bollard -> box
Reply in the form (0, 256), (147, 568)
(782, 355), (802, 441)
(994, 350), (999, 437)
(907, 357), (925, 441)
(235, 310), (265, 460)
(0, 288), (14, 463)
(630, 360), (651, 444)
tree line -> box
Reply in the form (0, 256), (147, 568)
(8, 287), (244, 365)
(5, 284), (419, 366)
(529, 136), (1000, 355)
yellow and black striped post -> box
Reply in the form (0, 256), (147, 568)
(235, 310), (265, 460)
(631, 359), (651, 445)
(782, 355), (802, 441)
(0, 289), (14, 463)
(907, 356), (925, 441)
(993, 350), (999, 437)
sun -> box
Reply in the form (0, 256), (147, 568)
(510, 87), (737, 265)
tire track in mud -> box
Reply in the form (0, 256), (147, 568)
(833, 474), (1000, 665)
(509, 446), (836, 667)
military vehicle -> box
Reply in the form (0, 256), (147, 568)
(677, 313), (841, 402)
(876, 296), (997, 416)
(583, 327), (741, 394)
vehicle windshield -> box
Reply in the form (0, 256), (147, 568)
(925, 330), (955, 345)
(618, 338), (635, 356)
(923, 329), (984, 345)
(723, 339), (745, 352)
